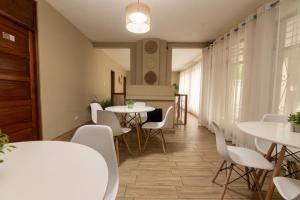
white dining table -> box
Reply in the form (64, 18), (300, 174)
(237, 121), (300, 200)
(106, 105), (155, 153)
(0, 141), (108, 200)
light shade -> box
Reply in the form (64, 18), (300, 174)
(125, 2), (150, 34)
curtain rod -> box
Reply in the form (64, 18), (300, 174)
(218, 0), (279, 41)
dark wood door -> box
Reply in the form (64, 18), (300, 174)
(0, 15), (39, 141)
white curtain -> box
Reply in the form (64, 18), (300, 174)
(273, 0), (300, 114)
(200, 2), (279, 147)
(179, 59), (202, 116)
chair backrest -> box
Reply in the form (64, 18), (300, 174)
(146, 108), (163, 122)
(97, 110), (122, 135)
(261, 114), (288, 123)
(255, 114), (289, 153)
(90, 103), (103, 124)
(162, 106), (174, 128)
(211, 121), (232, 162)
(71, 125), (118, 200)
(134, 102), (146, 107)
(134, 102), (147, 120)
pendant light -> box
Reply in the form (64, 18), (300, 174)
(125, 0), (150, 34)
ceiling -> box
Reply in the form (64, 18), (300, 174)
(101, 48), (202, 72)
(172, 49), (202, 72)
(45, 0), (266, 42)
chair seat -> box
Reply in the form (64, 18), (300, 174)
(121, 127), (131, 134)
(142, 121), (164, 129)
(273, 177), (300, 200)
(113, 128), (131, 136)
(228, 146), (274, 170)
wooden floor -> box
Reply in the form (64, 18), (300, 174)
(61, 115), (283, 200)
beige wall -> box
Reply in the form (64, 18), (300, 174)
(88, 49), (127, 100)
(171, 72), (180, 86)
(37, 0), (126, 139)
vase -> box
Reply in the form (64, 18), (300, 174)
(127, 104), (134, 109)
(293, 124), (300, 133)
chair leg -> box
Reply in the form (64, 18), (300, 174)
(259, 170), (268, 189)
(245, 167), (251, 190)
(292, 162), (299, 179)
(115, 137), (120, 165)
(143, 129), (150, 152)
(122, 135), (133, 156)
(212, 160), (226, 183)
(287, 161), (293, 176)
(252, 169), (264, 200)
(220, 163), (233, 200)
(160, 129), (166, 153)
(160, 130), (167, 153)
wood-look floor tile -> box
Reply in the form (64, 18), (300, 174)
(125, 185), (178, 199)
(176, 186), (232, 199)
(171, 168), (214, 177)
(135, 176), (183, 186)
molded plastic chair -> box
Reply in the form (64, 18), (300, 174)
(97, 110), (132, 163)
(142, 106), (173, 153)
(127, 102), (148, 125)
(211, 121), (274, 200)
(90, 103), (103, 124)
(273, 177), (300, 200)
(71, 125), (118, 200)
(255, 114), (288, 156)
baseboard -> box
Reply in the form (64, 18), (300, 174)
(52, 121), (92, 141)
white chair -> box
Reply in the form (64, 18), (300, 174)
(71, 125), (118, 200)
(97, 110), (132, 164)
(273, 177), (300, 200)
(211, 121), (274, 200)
(255, 114), (300, 179)
(90, 103), (103, 124)
(142, 106), (173, 153)
(255, 114), (288, 156)
(127, 102), (148, 126)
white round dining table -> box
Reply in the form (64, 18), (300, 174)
(106, 105), (155, 153)
(0, 141), (108, 200)
(237, 121), (300, 149)
(237, 121), (300, 200)
(105, 105), (155, 113)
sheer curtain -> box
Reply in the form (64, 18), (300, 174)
(179, 59), (202, 116)
(200, 2), (279, 147)
(273, 0), (300, 114)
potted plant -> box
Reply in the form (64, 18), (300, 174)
(172, 83), (179, 94)
(88, 96), (112, 111)
(0, 129), (15, 163)
(126, 99), (134, 109)
(288, 112), (300, 133)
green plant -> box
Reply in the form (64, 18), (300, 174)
(172, 83), (179, 94)
(89, 96), (112, 110)
(0, 129), (16, 163)
(126, 99), (134, 105)
(288, 112), (300, 125)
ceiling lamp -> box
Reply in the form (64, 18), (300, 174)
(125, 0), (150, 34)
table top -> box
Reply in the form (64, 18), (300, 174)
(237, 121), (300, 149)
(106, 105), (155, 113)
(0, 141), (108, 200)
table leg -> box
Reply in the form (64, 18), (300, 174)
(257, 143), (276, 185)
(264, 146), (286, 200)
(135, 113), (142, 153)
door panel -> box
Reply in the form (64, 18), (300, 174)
(0, 14), (38, 141)
(0, 52), (29, 76)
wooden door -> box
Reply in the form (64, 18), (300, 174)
(0, 15), (39, 141)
